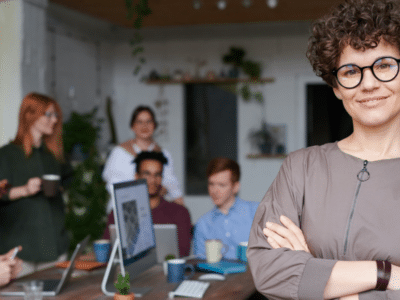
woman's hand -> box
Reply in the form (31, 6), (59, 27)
(25, 177), (41, 196)
(9, 177), (41, 200)
(0, 260), (14, 286)
(0, 246), (23, 286)
(0, 179), (10, 198)
(263, 215), (310, 253)
(388, 264), (400, 290)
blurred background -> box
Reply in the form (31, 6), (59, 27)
(0, 0), (352, 233)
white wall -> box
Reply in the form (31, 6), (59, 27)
(0, 0), (23, 145)
(46, 3), (116, 150)
(0, 0), (49, 146)
(8, 3), (321, 223)
(111, 25), (320, 222)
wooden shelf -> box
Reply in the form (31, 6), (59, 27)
(247, 153), (287, 159)
(146, 78), (275, 85)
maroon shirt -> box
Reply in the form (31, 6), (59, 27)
(104, 198), (192, 257)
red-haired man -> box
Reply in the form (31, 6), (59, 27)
(193, 158), (259, 260)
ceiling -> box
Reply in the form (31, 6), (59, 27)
(49, 0), (344, 28)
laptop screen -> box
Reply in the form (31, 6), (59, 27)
(113, 179), (156, 266)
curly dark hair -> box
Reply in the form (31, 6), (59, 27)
(134, 151), (168, 174)
(307, 0), (400, 87)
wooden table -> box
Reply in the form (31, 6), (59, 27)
(0, 261), (258, 300)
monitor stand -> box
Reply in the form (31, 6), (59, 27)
(101, 239), (152, 297)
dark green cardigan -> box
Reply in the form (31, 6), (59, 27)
(0, 143), (69, 262)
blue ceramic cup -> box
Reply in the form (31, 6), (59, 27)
(93, 239), (111, 263)
(167, 259), (195, 283)
(237, 242), (248, 262)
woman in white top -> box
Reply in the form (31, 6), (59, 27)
(102, 106), (184, 212)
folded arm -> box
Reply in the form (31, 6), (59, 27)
(263, 216), (400, 300)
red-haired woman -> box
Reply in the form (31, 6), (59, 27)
(0, 93), (68, 275)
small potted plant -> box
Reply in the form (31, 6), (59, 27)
(163, 254), (176, 275)
(114, 272), (134, 300)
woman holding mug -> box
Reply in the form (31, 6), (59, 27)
(0, 93), (68, 275)
(248, 0), (400, 299)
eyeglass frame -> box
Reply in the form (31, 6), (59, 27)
(331, 56), (400, 89)
(44, 111), (59, 119)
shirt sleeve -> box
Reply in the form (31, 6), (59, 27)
(193, 217), (207, 259)
(247, 151), (337, 300)
(161, 149), (183, 201)
(102, 147), (134, 211)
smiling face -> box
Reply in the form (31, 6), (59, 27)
(333, 41), (400, 130)
(131, 111), (156, 140)
(31, 104), (58, 138)
(208, 170), (240, 212)
(136, 159), (163, 198)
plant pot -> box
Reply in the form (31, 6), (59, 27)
(114, 293), (135, 300)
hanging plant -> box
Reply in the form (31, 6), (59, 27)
(125, 0), (152, 75)
(222, 46), (263, 102)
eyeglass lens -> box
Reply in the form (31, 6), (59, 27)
(44, 112), (58, 118)
(336, 57), (400, 89)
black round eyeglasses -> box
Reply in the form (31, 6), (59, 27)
(332, 56), (400, 89)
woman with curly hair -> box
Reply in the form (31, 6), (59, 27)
(248, 0), (400, 299)
(0, 93), (69, 276)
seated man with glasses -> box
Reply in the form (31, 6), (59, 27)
(104, 151), (192, 257)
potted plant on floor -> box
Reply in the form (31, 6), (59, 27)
(114, 272), (134, 300)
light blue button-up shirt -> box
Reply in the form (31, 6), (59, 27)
(193, 197), (259, 260)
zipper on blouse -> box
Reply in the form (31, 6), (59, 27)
(343, 160), (370, 256)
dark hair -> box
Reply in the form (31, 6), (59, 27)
(130, 106), (158, 129)
(206, 157), (240, 183)
(307, 0), (400, 87)
(134, 151), (168, 174)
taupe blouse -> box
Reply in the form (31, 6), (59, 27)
(248, 142), (400, 300)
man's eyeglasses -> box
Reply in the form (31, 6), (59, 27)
(332, 56), (400, 89)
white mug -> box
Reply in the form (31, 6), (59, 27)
(205, 239), (229, 263)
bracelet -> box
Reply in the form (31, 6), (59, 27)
(376, 260), (391, 291)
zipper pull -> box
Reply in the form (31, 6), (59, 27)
(357, 160), (370, 182)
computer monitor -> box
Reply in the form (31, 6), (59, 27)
(101, 179), (157, 297)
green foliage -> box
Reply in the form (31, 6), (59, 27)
(164, 254), (176, 261)
(114, 272), (131, 295)
(63, 108), (103, 156)
(242, 60), (261, 79)
(125, 0), (152, 76)
(222, 47), (246, 67)
(63, 108), (108, 253)
(222, 46), (264, 103)
(106, 97), (118, 145)
(249, 122), (275, 151)
(240, 85), (251, 101)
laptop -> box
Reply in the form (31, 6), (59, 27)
(153, 224), (179, 263)
(1, 235), (90, 297)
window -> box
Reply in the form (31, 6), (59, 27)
(185, 84), (238, 195)
(307, 84), (353, 146)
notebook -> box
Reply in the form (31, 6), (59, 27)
(153, 224), (179, 263)
(1, 235), (90, 297)
(196, 261), (247, 275)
